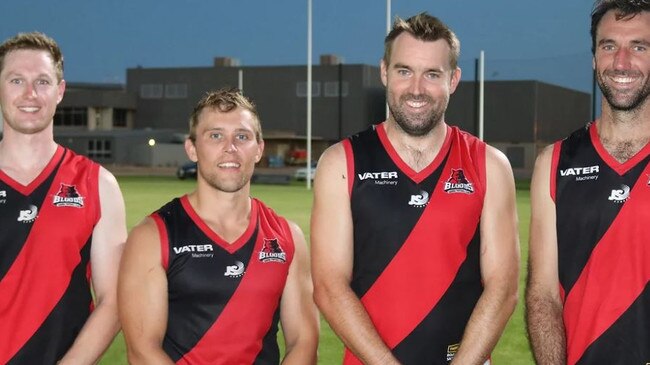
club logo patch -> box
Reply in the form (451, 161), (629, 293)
(52, 184), (84, 208)
(443, 168), (475, 194)
(259, 238), (287, 263)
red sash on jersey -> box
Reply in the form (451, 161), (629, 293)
(177, 200), (295, 365)
(344, 130), (486, 364)
(563, 162), (650, 365)
(0, 149), (99, 362)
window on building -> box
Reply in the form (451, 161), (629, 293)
(54, 107), (87, 127)
(113, 109), (128, 127)
(87, 139), (112, 160)
(165, 83), (188, 99)
(296, 81), (321, 97)
(140, 84), (163, 99)
(324, 81), (349, 97)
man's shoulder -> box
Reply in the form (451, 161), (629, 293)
(448, 125), (486, 149)
(153, 196), (184, 217)
(253, 198), (285, 221)
(61, 146), (97, 166)
(347, 123), (381, 142)
(253, 198), (293, 234)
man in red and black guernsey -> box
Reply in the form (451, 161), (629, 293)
(0, 33), (126, 364)
(527, 1), (650, 364)
(118, 88), (319, 365)
(311, 13), (520, 365)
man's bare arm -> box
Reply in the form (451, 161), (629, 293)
(58, 167), (125, 364)
(279, 222), (319, 365)
(311, 143), (401, 365)
(526, 145), (566, 365)
(451, 146), (520, 364)
(118, 218), (175, 365)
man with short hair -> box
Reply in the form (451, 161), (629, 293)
(311, 13), (519, 365)
(118, 88), (319, 364)
(527, 1), (650, 364)
(0, 32), (126, 364)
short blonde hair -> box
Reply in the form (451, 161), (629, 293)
(188, 87), (262, 142)
(0, 32), (64, 81)
(383, 12), (460, 68)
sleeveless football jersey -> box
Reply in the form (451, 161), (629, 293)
(152, 196), (295, 365)
(343, 123), (487, 365)
(552, 123), (650, 365)
(0, 146), (100, 364)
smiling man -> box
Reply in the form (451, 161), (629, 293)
(0, 32), (126, 364)
(526, 1), (650, 364)
(311, 13), (519, 365)
(118, 88), (319, 365)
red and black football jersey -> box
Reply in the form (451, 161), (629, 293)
(343, 123), (486, 365)
(152, 196), (294, 365)
(552, 123), (650, 365)
(0, 146), (100, 364)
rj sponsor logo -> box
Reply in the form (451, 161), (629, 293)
(608, 184), (630, 203)
(18, 205), (38, 223)
(408, 190), (429, 208)
(224, 261), (245, 278)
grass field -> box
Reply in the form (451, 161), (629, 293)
(99, 176), (534, 364)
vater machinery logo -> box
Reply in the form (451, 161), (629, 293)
(0, 190), (6, 204)
(560, 165), (599, 181)
(173, 244), (214, 258)
(52, 183), (84, 208)
(358, 171), (398, 186)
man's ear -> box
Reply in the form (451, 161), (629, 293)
(255, 140), (265, 163)
(185, 138), (198, 162)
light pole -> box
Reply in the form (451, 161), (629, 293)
(306, 0), (313, 189)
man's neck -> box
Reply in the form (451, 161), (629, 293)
(383, 119), (448, 173)
(597, 101), (650, 163)
(188, 184), (253, 243)
(0, 130), (58, 185)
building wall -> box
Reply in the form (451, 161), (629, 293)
(55, 130), (184, 166)
(129, 143), (187, 167)
(57, 84), (136, 131)
(448, 81), (537, 142)
(53, 72), (591, 176)
(535, 82), (591, 144)
(447, 80), (589, 178)
(127, 64), (385, 142)
(491, 142), (537, 180)
(126, 66), (240, 131)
